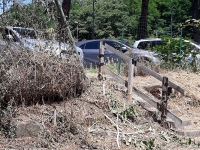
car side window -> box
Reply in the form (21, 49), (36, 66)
(157, 41), (162, 45)
(154, 41), (163, 46)
(151, 41), (157, 47)
(1, 29), (17, 42)
(82, 41), (100, 49)
(146, 41), (152, 48)
(104, 41), (114, 47)
(138, 42), (147, 49)
(104, 41), (121, 50)
(138, 41), (163, 49)
(113, 42), (121, 50)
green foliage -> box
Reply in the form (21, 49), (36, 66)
(70, 0), (133, 41)
(140, 138), (155, 150)
(152, 0), (192, 37)
(69, 0), (194, 41)
(85, 66), (98, 73)
(3, 2), (57, 30)
(65, 0), (196, 43)
(1, 0), (197, 43)
(70, 0), (163, 40)
(181, 19), (200, 28)
(153, 38), (183, 65)
(121, 106), (138, 120)
(186, 138), (192, 145)
(179, 137), (196, 146)
(153, 37), (199, 71)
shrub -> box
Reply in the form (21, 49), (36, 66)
(0, 42), (88, 107)
(153, 37), (199, 71)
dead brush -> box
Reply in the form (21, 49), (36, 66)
(0, 42), (88, 107)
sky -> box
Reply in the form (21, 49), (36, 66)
(0, 0), (31, 14)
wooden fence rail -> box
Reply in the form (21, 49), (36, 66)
(98, 41), (189, 130)
(99, 42), (184, 96)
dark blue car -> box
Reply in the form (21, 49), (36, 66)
(76, 39), (160, 68)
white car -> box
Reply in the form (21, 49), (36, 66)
(183, 40), (200, 68)
(133, 38), (200, 68)
(0, 26), (83, 60)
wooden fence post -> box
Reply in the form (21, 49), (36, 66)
(127, 59), (134, 101)
(161, 76), (169, 128)
(98, 41), (104, 80)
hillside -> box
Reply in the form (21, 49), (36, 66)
(0, 70), (200, 149)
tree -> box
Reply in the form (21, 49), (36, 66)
(137, 0), (149, 40)
(2, 2), (57, 29)
(70, 0), (133, 41)
(190, 0), (200, 43)
(2, 0), (195, 43)
(58, 0), (72, 42)
(62, 0), (71, 20)
(3, 0), (6, 13)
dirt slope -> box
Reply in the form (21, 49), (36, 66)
(0, 70), (200, 149)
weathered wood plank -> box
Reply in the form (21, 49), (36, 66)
(176, 130), (200, 137)
(128, 59), (134, 100)
(103, 42), (184, 94)
(102, 66), (184, 127)
(132, 87), (183, 126)
(102, 66), (127, 86)
(104, 43), (130, 62)
(99, 41), (104, 75)
(136, 62), (184, 94)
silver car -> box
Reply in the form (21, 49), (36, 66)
(0, 26), (83, 60)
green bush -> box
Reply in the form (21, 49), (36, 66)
(153, 37), (199, 71)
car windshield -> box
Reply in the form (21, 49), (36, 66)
(13, 27), (44, 39)
(117, 40), (131, 47)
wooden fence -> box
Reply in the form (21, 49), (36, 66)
(98, 41), (192, 131)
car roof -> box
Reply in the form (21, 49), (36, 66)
(76, 39), (113, 46)
(136, 38), (162, 42)
(12, 26), (43, 33)
(13, 27), (34, 30)
(75, 39), (131, 47)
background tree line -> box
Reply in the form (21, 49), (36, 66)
(0, 0), (200, 44)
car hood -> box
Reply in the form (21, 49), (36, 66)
(130, 48), (160, 64)
(22, 38), (70, 52)
(133, 48), (158, 57)
(21, 38), (83, 60)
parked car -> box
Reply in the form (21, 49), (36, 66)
(0, 26), (83, 60)
(76, 39), (160, 68)
(182, 40), (200, 68)
(133, 38), (200, 68)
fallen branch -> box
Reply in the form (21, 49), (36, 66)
(103, 113), (120, 149)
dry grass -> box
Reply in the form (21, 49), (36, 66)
(0, 69), (200, 149)
(0, 42), (88, 106)
(0, 42), (200, 149)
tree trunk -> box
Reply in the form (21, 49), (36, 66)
(62, 0), (71, 20)
(58, 0), (71, 42)
(137, 0), (149, 40)
(3, 0), (6, 13)
(191, 0), (200, 43)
